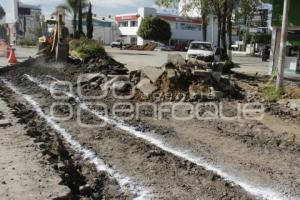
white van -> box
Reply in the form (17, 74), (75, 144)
(186, 41), (214, 60)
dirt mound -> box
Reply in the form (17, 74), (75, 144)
(79, 55), (128, 75)
(125, 42), (157, 51)
(130, 55), (243, 102)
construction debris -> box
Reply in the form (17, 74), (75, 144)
(124, 42), (157, 51)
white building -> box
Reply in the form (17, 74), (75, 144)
(65, 16), (120, 45)
(115, 7), (205, 47)
(8, 0), (42, 44)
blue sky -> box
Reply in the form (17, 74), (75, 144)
(0, 0), (156, 22)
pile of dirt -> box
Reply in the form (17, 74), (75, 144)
(124, 42), (157, 51)
(129, 54), (243, 102)
(72, 54), (243, 102)
(74, 54), (128, 75)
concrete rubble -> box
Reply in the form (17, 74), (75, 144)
(77, 54), (236, 102)
(137, 78), (158, 97)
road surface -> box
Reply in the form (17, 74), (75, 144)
(105, 46), (270, 74)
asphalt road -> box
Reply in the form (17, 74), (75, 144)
(105, 46), (270, 75)
(0, 46), (270, 75)
(0, 46), (37, 68)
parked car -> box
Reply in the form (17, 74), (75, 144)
(186, 41), (214, 61)
(110, 40), (123, 48)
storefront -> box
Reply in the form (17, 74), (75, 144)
(268, 0), (300, 75)
(115, 7), (203, 46)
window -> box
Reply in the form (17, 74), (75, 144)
(189, 43), (212, 51)
(130, 21), (138, 27)
(180, 23), (201, 31)
(119, 21), (128, 27)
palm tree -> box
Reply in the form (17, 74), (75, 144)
(58, 0), (88, 37)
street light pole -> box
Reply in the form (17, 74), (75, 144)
(276, 0), (290, 90)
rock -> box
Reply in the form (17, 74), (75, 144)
(140, 66), (164, 83)
(137, 78), (158, 97)
(166, 69), (176, 79)
(167, 54), (186, 67)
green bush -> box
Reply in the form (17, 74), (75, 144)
(223, 60), (235, 73)
(69, 38), (106, 57)
(19, 37), (37, 46)
(262, 85), (284, 102)
(251, 33), (271, 44)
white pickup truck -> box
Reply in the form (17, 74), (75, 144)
(186, 41), (214, 61)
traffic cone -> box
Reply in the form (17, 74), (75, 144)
(6, 46), (11, 58)
(8, 48), (18, 64)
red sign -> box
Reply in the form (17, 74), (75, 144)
(115, 15), (140, 22)
(158, 15), (202, 25)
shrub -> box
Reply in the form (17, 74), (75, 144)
(223, 60), (235, 73)
(69, 38), (106, 58)
(262, 85), (284, 102)
(19, 37), (37, 46)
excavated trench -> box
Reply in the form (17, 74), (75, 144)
(0, 74), (282, 200)
(0, 82), (148, 199)
(0, 61), (299, 199)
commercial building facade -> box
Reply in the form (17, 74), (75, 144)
(115, 7), (205, 46)
(65, 16), (120, 45)
(268, 0), (300, 75)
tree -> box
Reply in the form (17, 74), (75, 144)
(138, 16), (172, 42)
(276, 0), (290, 90)
(78, 0), (83, 36)
(226, 0), (234, 59)
(181, 0), (210, 41)
(0, 5), (5, 20)
(154, 0), (174, 7)
(238, 0), (258, 25)
(86, 2), (93, 39)
(58, 0), (88, 37)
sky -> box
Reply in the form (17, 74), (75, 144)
(0, 0), (156, 22)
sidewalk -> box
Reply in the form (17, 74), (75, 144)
(0, 98), (70, 200)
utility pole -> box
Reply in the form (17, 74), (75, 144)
(276, 0), (290, 90)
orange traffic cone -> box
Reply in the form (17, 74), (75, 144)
(8, 48), (18, 64)
(6, 46), (11, 58)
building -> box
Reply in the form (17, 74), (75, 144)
(65, 16), (119, 45)
(269, 0), (300, 75)
(8, 0), (42, 44)
(115, 7), (204, 46)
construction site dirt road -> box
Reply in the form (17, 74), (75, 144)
(0, 55), (299, 200)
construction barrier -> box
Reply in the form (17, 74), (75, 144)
(8, 48), (18, 64)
